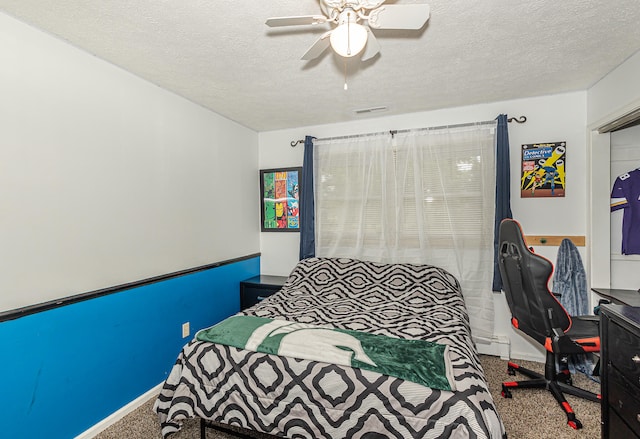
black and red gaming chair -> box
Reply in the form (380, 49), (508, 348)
(497, 218), (600, 429)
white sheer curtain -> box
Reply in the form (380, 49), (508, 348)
(313, 122), (497, 340)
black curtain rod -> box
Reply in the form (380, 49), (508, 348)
(508, 115), (527, 124)
(290, 115), (527, 147)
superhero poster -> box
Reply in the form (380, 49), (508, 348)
(260, 167), (301, 232)
(520, 142), (566, 198)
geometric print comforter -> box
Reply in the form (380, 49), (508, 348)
(154, 257), (507, 438)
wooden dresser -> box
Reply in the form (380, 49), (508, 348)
(601, 304), (640, 438)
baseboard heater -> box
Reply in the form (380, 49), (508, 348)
(475, 335), (511, 360)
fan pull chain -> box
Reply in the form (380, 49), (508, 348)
(344, 10), (351, 89)
(344, 58), (348, 90)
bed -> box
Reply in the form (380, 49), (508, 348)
(154, 257), (506, 438)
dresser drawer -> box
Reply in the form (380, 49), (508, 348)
(608, 365), (640, 437)
(608, 319), (640, 384)
(241, 286), (278, 309)
(609, 408), (640, 438)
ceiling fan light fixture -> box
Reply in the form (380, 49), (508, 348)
(330, 21), (368, 57)
(267, 1), (431, 62)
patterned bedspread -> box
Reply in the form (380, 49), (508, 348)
(154, 257), (506, 438)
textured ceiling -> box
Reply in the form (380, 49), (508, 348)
(1, 0), (640, 132)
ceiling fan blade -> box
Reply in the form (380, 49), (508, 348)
(301, 31), (332, 60)
(362, 28), (381, 61)
(367, 4), (430, 30)
(266, 15), (328, 27)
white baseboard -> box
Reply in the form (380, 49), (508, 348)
(74, 383), (163, 439)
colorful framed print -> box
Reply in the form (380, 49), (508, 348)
(260, 167), (302, 232)
(520, 142), (566, 198)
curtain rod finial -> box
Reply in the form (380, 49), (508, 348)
(508, 116), (527, 124)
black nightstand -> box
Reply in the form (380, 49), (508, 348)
(240, 275), (288, 310)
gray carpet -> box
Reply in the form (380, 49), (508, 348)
(95, 354), (601, 439)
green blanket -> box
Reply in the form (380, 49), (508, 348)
(196, 315), (454, 391)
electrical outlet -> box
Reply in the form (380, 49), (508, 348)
(182, 322), (190, 338)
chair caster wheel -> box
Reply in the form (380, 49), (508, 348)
(567, 419), (582, 430)
(507, 367), (516, 376)
(557, 369), (572, 385)
(501, 389), (512, 398)
(557, 375), (572, 385)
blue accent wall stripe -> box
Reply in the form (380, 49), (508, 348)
(0, 255), (260, 439)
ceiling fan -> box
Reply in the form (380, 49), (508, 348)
(266, 0), (430, 62)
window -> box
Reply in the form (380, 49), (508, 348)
(313, 123), (497, 339)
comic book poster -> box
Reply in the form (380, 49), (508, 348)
(520, 142), (566, 198)
(260, 167), (301, 231)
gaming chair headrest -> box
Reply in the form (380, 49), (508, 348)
(499, 218), (553, 277)
(499, 219), (527, 251)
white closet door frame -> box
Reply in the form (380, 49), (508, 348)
(588, 98), (640, 292)
(587, 129), (611, 289)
